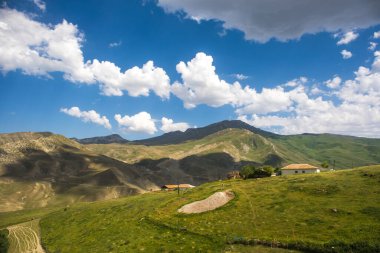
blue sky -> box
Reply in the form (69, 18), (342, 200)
(1, 0), (380, 139)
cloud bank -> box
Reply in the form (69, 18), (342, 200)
(0, 8), (170, 98)
(157, 0), (380, 42)
(171, 51), (380, 137)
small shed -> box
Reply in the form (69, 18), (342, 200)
(281, 164), (320, 175)
(161, 184), (195, 191)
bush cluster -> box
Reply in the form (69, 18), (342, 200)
(240, 165), (273, 179)
(0, 229), (9, 253)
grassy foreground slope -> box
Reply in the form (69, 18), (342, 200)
(40, 166), (380, 252)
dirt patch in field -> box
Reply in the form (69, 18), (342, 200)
(178, 190), (235, 214)
(7, 220), (45, 253)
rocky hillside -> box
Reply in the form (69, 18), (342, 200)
(0, 130), (258, 212)
(0, 133), (153, 212)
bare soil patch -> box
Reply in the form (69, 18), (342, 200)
(178, 190), (234, 214)
(7, 220), (45, 253)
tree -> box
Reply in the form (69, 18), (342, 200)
(321, 161), (329, 169)
(254, 166), (274, 178)
(240, 165), (255, 179)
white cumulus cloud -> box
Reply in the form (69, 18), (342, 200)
(0, 8), (170, 99)
(172, 52), (308, 115)
(341, 49), (352, 59)
(171, 52), (238, 108)
(238, 51), (380, 137)
(60, 107), (111, 129)
(325, 76), (342, 89)
(374, 31), (380, 39)
(157, 0), (380, 42)
(160, 117), (190, 133)
(336, 31), (358, 45)
(114, 112), (157, 134)
(170, 50), (380, 137)
(88, 59), (170, 97)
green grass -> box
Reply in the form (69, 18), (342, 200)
(0, 206), (62, 228)
(38, 165), (380, 252)
(41, 193), (222, 252)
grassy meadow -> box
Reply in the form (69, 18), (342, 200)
(34, 165), (380, 252)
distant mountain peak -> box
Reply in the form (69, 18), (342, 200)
(74, 134), (128, 144)
(133, 119), (277, 146)
(72, 120), (276, 146)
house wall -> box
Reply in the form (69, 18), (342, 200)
(282, 169), (320, 175)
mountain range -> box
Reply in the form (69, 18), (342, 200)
(73, 120), (277, 145)
(1, 120), (379, 212)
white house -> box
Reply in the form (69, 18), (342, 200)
(281, 164), (320, 175)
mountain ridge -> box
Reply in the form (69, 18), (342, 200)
(73, 119), (380, 146)
(133, 120), (278, 146)
(74, 120), (278, 145)
(72, 133), (129, 144)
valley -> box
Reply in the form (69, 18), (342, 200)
(1, 121), (380, 213)
(0, 121), (379, 252)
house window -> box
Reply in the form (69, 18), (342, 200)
(295, 170), (298, 173)
(302, 170), (305, 173)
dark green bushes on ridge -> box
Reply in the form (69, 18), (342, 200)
(240, 165), (274, 179)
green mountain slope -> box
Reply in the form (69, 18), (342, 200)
(37, 166), (380, 252)
(132, 119), (277, 145)
(87, 128), (380, 169)
(87, 128), (278, 164)
(270, 133), (380, 168)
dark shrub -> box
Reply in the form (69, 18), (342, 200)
(0, 229), (9, 253)
(240, 165), (273, 179)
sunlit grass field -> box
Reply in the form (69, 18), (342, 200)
(36, 165), (380, 252)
